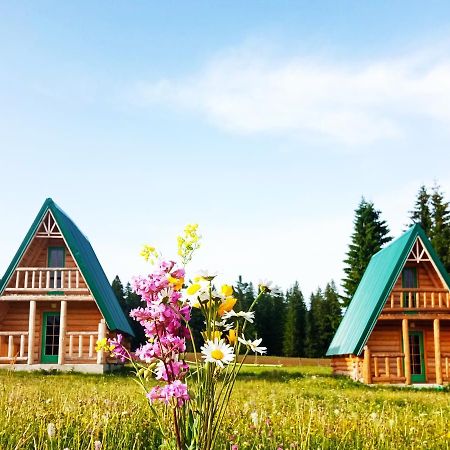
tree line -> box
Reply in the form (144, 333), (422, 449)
(111, 275), (342, 358)
(111, 182), (450, 358)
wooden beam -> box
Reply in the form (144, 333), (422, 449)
(363, 346), (372, 384)
(434, 319), (443, 385)
(97, 319), (107, 364)
(379, 313), (450, 321)
(58, 300), (67, 365)
(402, 319), (411, 385)
(27, 301), (36, 365)
(0, 295), (94, 302)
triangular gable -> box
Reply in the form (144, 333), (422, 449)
(0, 198), (134, 336)
(326, 224), (450, 356)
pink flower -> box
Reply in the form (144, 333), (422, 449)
(108, 334), (128, 362)
(147, 380), (189, 407)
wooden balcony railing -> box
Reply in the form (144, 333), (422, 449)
(4, 267), (88, 293)
(363, 347), (406, 384)
(67, 331), (97, 360)
(371, 351), (405, 382)
(0, 331), (28, 362)
(387, 289), (450, 310)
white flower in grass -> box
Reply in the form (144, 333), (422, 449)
(47, 422), (56, 439)
(222, 310), (255, 323)
(238, 336), (267, 354)
(201, 338), (235, 368)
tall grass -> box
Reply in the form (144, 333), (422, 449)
(0, 367), (449, 449)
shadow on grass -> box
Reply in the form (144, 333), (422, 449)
(236, 369), (305, 382)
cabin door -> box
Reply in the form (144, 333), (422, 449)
(409, 331), (426, 383)
(41, 312), (60, 363)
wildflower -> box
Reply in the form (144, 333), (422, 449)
(221, 284), (234, 297)
(95, 337), (112, 352)
(147, 380), (190, 407)
(238, 336), (267, 354)
(94, 442), (102, 450)
(218, 296), (237, 316)
(223, 310), (255, 323)
(140, 244), (159, 264)
(196, 269), (218, 281)
(186, 283), (201, 295)
(201, 338), (235, 368)
(228, 329), (237, 345)
(258, 279), (273, 292)
(250, 411), (258, 426)
(177, 223), (201, 264)
(232, 445), (238, 450)
(47, 422), (56, 439)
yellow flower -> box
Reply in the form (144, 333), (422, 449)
(228, 329), (237, 345)
(221, 284), (233, 297)
(167, 275), (184, 291)
(96, 338), (111, 352)
(177, 223), (201, 265)
(140, 245), (158, 264)
(202, 330), (222, 341)
(186, 283), (201, 295)
(218, 296), (237, 316)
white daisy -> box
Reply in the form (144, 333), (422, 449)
(258, 279), (273, 292)
(238, 336), (267, 354)
(222, 310), (255, 323)
(197, 269), (218, 281)
(201, 338), (235, 368)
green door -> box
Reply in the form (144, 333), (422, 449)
(409, 331), (426, 383)
(41, 312), (60, 363)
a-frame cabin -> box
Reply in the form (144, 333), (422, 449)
(327, 224), (450, 385)
(0, 198), (133, 373)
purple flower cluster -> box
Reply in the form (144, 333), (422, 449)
(129, 260), (191, 407)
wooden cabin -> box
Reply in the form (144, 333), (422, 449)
(0, 198), (133, 373)
(327, 224), (450, 385)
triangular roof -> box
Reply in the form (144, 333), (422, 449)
(0, 198), (134, 336)
(327, 224), (450, 356)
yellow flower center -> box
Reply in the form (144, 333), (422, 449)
(211, 349), (224, 360)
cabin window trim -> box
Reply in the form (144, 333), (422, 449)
(41, 311), (60, 364)
(47, 246), (65, 292)
(402, 266), (418, 307)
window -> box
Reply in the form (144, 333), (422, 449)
(402, 267), (417, 307)
(48, 247), (65, 289)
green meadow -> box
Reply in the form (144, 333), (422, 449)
(0, 366), (449, 450)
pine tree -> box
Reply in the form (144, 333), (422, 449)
(320, 281), (342, 354)
(430, 184), (450, 272)
(305, 289), (323, 358)
(408, 185), (432, 235)
(282, 282), (307, 357)
(342, 198), (391, 306)
(255, 290), (287, 356)
(409, 183), (450, 273)
(111, 275), (125, 305)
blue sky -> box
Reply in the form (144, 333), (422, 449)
(2, 1), (450, 298)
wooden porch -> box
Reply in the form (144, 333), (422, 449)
(363, 316), (450, 385)
(0, 299), (108, 369)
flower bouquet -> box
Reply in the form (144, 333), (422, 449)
(99, 225), (278, 450)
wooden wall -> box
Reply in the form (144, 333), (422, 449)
(0, 300), (106, 364)
(391, 261), (444, 291)
(332, 320), (450, 384)
(7, 237), (88, 290)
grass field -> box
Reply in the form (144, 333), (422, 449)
(0, 365), (449, 449)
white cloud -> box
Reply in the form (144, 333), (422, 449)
(134, 44), (450, 146)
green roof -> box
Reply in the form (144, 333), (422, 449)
(0, 198), (134, 336)
(327, 224), (450, 356)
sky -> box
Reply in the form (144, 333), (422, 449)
(2, 1), (450, 299)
